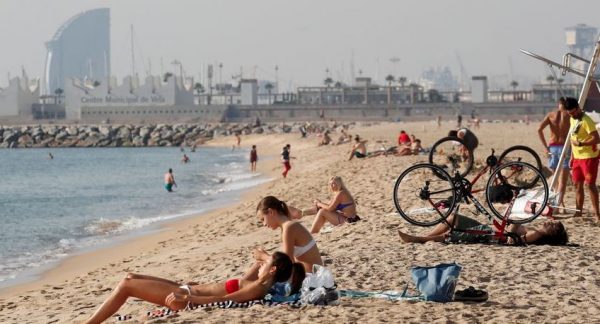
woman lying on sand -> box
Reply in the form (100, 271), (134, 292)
(256, 196), (323, 273)
(85, 252), (304, 324)
(292, 176), (360, 234)
(398, 214), (568, 245)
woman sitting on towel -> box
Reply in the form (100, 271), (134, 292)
(397, 214), (568, 245)
(85, 252), (304, 324)
(255, 196), (324, 274)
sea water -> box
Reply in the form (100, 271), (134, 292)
(0, 146), (267, 288)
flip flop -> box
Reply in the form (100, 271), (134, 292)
(454, 286), (488, 302)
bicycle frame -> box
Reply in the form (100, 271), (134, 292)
(429, 171), (522, 244)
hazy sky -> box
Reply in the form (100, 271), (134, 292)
(1, 0), (599, 90)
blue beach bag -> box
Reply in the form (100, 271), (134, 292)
(411, 262), (462, 302)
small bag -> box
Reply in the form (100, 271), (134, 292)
(300, 265), (339, 305)
(411, 263), (462, 302)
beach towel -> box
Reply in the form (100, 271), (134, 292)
(339, 288), (424, 302)
(506, 187), (551, 221)
(114, 299), (304, 321)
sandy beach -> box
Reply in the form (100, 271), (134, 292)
(1, 120), (600, 323)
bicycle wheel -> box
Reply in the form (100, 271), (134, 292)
(394, 163), (457, 226)
(486, 161), (548, 224)
(498, 145), (542, 189)
(428, 136), (474, 178)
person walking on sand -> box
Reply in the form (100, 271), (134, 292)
(538, 97), (570, 211)
(565, 97), (600, 220)
(281, 146), (291, 178)
(164, 168), (177, 192)
(250, 145), (258, 172)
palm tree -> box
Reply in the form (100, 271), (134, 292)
(398, 76), (407, 88)
(323, 77), (334, 88)
(510, 81), (519, 101)
(194, 82), (205, 105)
(93, 80), (101, 87)
(546, 75), (555, 85)
(54, 88), (64, 105)
(265, 83), (274, 104)
(385, 74), (395, 107)
(163, 72), (173, 83)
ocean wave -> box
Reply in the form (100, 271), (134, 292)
(201, 177), (273, 196)
(84, 213), (189, 236)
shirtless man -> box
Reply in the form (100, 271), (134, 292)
(349, 135), (368, 160)
(164, 168), (177, 192)
(538, 97), (570, 211)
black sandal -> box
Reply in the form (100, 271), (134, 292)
(454, 286), (488, 302)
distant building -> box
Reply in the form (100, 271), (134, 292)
(471, 76), (488, 103)
(0, 77), (39, 118)
(565, 24), (598, 76)
(44, 8), (110, 96)
(64, 75), (200, 121)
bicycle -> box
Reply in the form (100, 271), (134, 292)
(393, 161), (549, 244)
(428, 136), (542, 180)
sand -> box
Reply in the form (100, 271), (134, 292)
(1, 120), (599, 323)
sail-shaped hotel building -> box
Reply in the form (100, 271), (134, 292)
(44, 8), (110, 95)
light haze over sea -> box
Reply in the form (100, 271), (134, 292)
(0, 147), (267, 288)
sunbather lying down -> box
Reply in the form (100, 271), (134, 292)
(398, 214), (568, 245)
(84, 252), (305, 324)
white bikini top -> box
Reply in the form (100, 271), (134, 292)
(294, 239), (316, 257)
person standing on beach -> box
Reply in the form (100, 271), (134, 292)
(164, 168), (177, 192)
(565, 97), (600, 220)
(281, 146), (291, 178)
(232, 132), (241, 151)
(457, 114), (463, 128)
(436, 115), (442, 128)
(538, 97), (570, 211)
(250, 145), (258, 172)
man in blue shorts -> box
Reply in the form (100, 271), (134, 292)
(538, 97), (570, 210)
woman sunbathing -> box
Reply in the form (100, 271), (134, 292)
(397, 214), (568, 245)
(85, 252), (304, 324)
(255, 196), (323, 273)
(292, 176), (360, 234)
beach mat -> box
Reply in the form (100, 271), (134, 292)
(114, 299), (303, 321)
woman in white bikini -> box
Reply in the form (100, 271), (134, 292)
(255, 196), (323, 273)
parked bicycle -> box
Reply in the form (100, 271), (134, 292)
(428, 136), (542, 179)
(393, 161), (549, 244)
